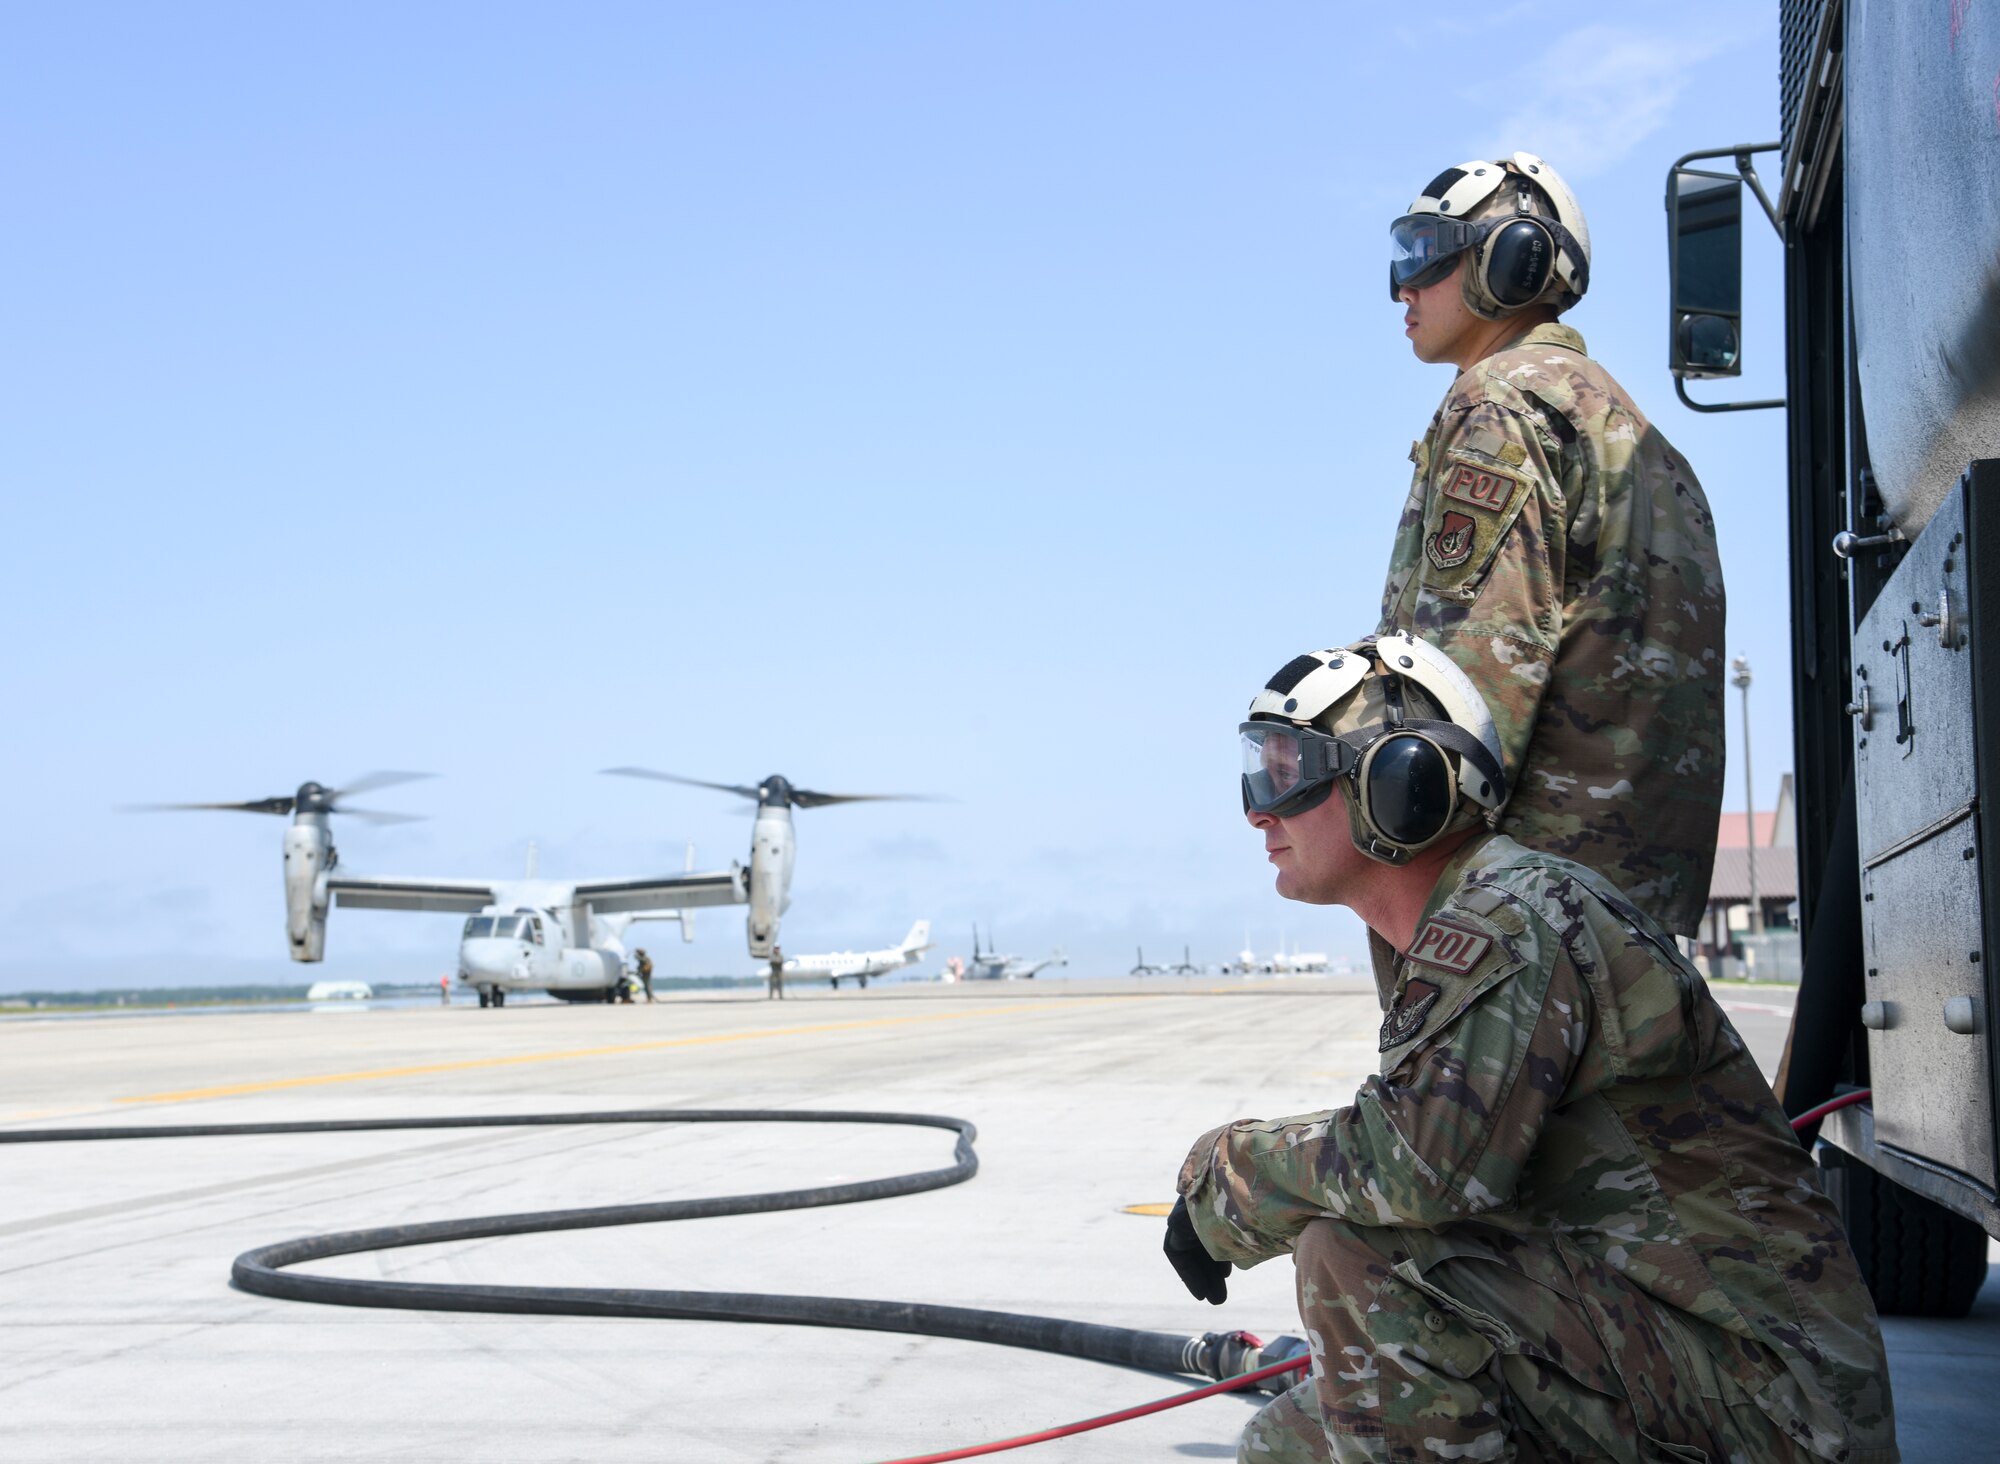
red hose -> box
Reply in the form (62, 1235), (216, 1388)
(1791, 1089), (1871, 1129)
(872, 1352), (1312, 1464)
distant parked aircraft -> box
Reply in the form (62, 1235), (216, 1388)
(964, 926), (1066, 981)
(1229, 943), (1329, 975)
(781, 921), (933, 990)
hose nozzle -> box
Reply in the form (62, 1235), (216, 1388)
(1247, 1334), (1310, 1391)
(1186, 1331), (1309, 1393)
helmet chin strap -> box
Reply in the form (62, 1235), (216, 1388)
(1460, 266), (1505, 321)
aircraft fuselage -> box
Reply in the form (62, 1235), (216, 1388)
(455, 894), (626, 1003)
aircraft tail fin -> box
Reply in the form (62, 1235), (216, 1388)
(903, 919), (932, 953)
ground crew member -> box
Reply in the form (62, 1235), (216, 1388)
(1166, 635), (1897, 1463)
(1381, 153), (1725, 953)
(634, 948), (655, 1003)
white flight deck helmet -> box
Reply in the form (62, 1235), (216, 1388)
(1240, 632), (1508, 865)
(1390, 152), (1592, 319)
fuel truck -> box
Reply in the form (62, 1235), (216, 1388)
(1665, 1), (2000, 1315)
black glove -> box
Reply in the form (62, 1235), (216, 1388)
(1163, 1195), (1231, 1305)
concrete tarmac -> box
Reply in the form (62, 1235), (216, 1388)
(1, 975), (1990, 1462)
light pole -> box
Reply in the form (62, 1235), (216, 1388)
(1731, 655), (1762, 937)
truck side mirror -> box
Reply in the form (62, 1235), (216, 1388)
(1667, 168), (1745, 379)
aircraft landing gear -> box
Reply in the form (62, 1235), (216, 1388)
(478, 987), (505, 1008)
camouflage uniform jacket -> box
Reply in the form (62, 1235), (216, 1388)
(1378, 322), (1725, 937)
(1179, 835), (1896, 1463)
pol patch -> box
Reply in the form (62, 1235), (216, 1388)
(1440, 460), (1520, 514)
(1407, 919), (1493, 975)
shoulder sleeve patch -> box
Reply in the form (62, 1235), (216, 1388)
(1406, 917), (1493, 975)
(1424, 509), (1479, 572)
(1415, 411), (1540, 597)
(1378, 977), (1441, 1051)
(1377, 912), (1531, 1060)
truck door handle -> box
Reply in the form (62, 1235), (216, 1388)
(1833, 526), (1907, 559)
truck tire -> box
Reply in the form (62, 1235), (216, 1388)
(1818, 1149), (1989, 1316)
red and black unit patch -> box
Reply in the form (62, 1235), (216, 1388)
(1406, 918), (1493, 975)
(1424, 511), (1477, 571)
(1439, 461), (1520, 514)
(1378, 977), (1441, 1051)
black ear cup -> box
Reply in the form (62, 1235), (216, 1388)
(1481, 217), (1554, 308)
(1360, 734), (1457, 848)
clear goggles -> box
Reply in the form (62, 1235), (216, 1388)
(1388, 213), (1491, 299)
(1241, 721), (1358, 818)
(1241, 720), (1465, 854)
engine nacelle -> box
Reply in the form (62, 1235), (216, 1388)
(283, 819), (333, 962)
(745, 807), (796, 960)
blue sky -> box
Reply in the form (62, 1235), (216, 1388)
(3, 2), (1796, 987)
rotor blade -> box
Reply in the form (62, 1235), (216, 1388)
(789, 789), (948, 809)
(332, 771), (434, 800)
(119, 797), (296, 816)
(601, 768), (762, 801)
(335, 808), (426, 826)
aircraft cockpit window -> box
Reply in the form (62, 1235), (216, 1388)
(463, 916), (497, 939)
(494, 915), (530, 941)
(528, 917), (544, 945)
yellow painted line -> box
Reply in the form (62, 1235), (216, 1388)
(116, 1000), (1126, 1107)
(1121, 1202), (1174, 1217)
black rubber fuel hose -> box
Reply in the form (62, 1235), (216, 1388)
(1, 1109), (1226, 1379)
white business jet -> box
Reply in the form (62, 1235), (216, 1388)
(781, 921), (933, 990)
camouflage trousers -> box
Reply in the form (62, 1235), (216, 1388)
(1236, 1218), (1811, 1464)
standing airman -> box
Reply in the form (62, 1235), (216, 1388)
(1381, 154), (1725, 963)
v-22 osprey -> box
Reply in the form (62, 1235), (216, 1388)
(135, 770), (936, 1008)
